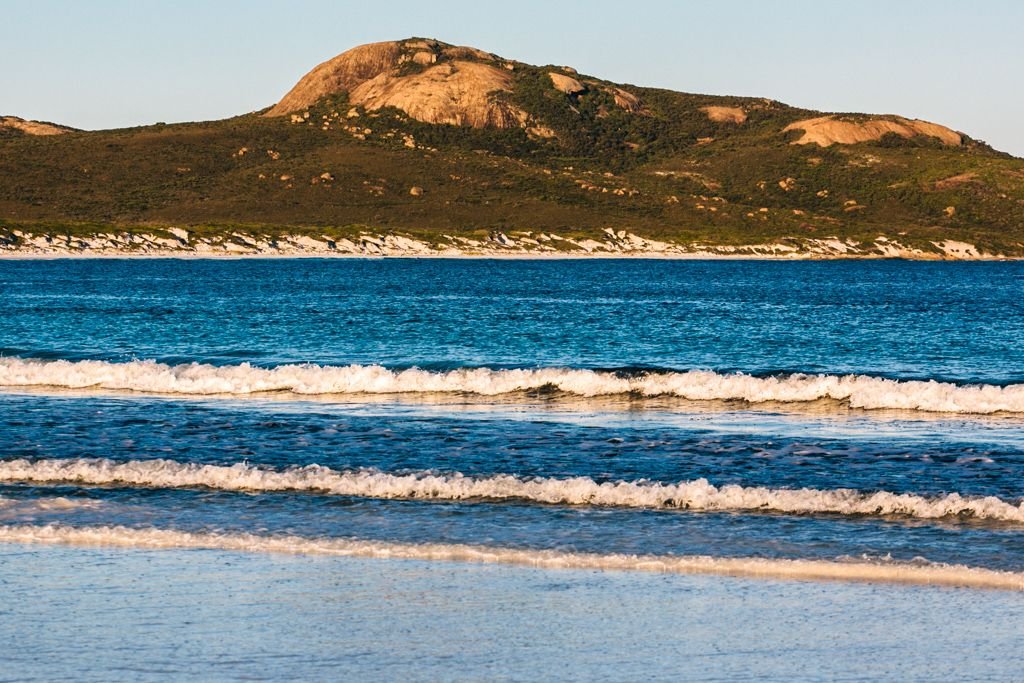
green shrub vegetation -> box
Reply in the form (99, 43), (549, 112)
(2, 55), (1022, 255)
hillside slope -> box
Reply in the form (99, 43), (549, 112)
(1, 116), (75, 137)
(2, 37), (1022, 257)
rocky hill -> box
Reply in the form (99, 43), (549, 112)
(1, 37), (1022, 258)
(0, 116), (75, 137)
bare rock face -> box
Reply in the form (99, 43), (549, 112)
(441, 45), (495, 61)
(266, 38), (645, 132)
(548, 72), (585, 95)
(700, 106), (747, 124)
(611, 88), (642, 113)
(546, 72), (643, 114)
(0, 116), (73, 136)
(266, 41), (404, 117)
(352, 61), (527, 128)
(266, 39), (528, 129)
(410, 51), (436, 65)
(783, 115), (961, 147)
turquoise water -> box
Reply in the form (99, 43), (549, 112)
(1, 259), (1023, 678)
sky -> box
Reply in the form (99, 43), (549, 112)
(3, 0), (1022, 156)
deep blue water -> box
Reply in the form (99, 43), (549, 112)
(1, 259), (1023, 574)
(3, 259), (1023, 381)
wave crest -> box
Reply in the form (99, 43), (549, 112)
(3, 458), (1022, 523)
(1, 358), (1024, 413)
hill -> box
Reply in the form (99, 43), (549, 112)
(1, 37), (1022, 258)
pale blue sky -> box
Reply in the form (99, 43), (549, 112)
(3, 0), (1022, 156)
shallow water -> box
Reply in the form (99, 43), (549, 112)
(3, 545), (1022, 682)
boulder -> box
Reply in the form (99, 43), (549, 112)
(548, 72), (585, 95)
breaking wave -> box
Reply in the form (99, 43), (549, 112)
(1, 357), (1024, 413)
(3, 458), (1022, 523)
(1, 523), (1020, 590)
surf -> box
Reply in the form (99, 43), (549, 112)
(4, 458), (1022, 524)
(2, 357), (1024, 414)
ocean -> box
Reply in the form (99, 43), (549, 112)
(1, 258), (1022, 680)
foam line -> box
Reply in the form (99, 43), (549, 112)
(0, 523), (1020, 590)
(3, 458), (1022, 523)
(0, 495), (102, 519)
(2, 357), (1023, 413)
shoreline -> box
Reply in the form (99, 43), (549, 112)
(1, 228), (1010, 261)
(1, 254), (1016, 262)
(0, 249), (1015, 261)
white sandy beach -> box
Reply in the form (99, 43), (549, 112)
(0, 228), (1006, 260)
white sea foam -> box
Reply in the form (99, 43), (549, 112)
(3, 458), (1022, 523)
(0, 495), (102, 519)
(1, 357), (1022, 413)
(0, 523), (1020, 590)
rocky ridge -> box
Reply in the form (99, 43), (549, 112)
(265, 38), (965, 151)
(265, 38), (644, 135)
